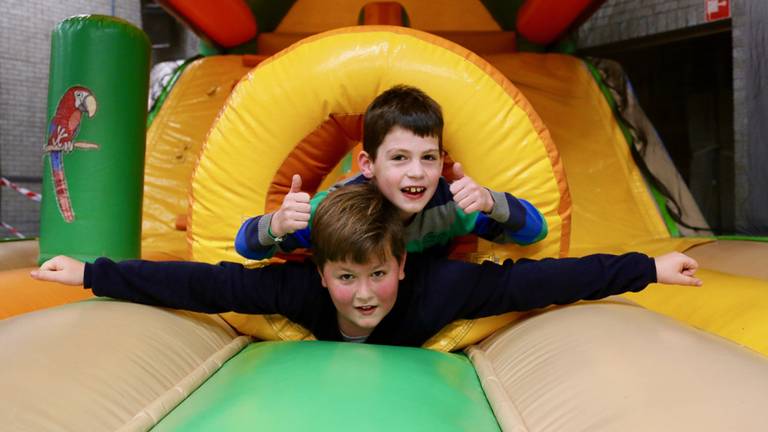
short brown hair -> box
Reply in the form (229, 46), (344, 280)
(363, 85), (443, 159)
(311, 183), (405, 269)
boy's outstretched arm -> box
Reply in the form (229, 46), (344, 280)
(448, 162), (547, 246)
(235, 174), (314, 260)
(31, 255), (320, 315)
(426, 251), (702, 320)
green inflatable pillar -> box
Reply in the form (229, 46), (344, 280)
(39, 15), (150, 263)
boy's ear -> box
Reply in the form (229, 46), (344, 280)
(317, 265), (328, 288)
(358, 151), (375, 179)
(398, 252), (407, 281)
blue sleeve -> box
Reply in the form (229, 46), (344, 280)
(472, 191), (548, 245)
(234, 213), (312, 260)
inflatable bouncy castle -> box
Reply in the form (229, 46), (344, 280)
(2, 2), (768, 431)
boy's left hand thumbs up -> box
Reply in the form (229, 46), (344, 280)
(452, 162), (465, 179)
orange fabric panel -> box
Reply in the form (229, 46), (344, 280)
(0, 268), (93, 319)
(277, 0), (500, 32)
(161, 0), (257, 47)
(266, 114), (363, 212)
(361, 2), (405, 25)
(516, 0), (598, 45)
(431, 31), (516, 54)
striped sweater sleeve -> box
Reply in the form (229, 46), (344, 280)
(233, 175), (368, 260)
(472, 189), (548, 245)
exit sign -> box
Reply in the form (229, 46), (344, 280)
(706, 0), (730, 22)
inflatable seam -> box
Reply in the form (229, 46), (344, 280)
(117, 334), (253, 432)
(466, 345), (530, 432)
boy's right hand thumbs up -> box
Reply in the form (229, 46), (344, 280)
(271, 174), (311, 239)
(289, 173), (302, 193)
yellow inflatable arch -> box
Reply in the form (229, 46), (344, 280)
(189, 26), (571, 350)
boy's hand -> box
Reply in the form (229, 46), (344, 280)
(271, 174), (311, 238)
(654, 252), (702, 286)
(449, 163), (494, 214)
(30, 255), (86, 285)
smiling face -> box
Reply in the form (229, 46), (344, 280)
(318, 253), (406, 338)
(359, 127), (443, 220)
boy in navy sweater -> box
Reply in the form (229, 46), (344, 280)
(32, 183), (701, 346)
(234, 85), (547, 260)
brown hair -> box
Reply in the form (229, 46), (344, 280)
(311, 183), (405, 269)
(363, 84), (444, 159)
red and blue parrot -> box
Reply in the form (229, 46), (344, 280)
(44, 86), (98, 222)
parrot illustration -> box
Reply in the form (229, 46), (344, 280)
(44, 86), (99, 222)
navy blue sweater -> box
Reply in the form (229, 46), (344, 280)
(84, 253), (655, 347)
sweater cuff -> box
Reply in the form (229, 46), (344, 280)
(83, 262), (93, 288)
(257, 213), (277, 246)
(631, 254), (658, 292)
(485, 189), (510, 222)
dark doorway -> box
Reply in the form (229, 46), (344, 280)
(581, 24), (734, 233)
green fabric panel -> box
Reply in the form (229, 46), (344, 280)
(715, 235), (768, 242)
(245, 0), (297, 33)
(152, 341), (500, 432)
(479, 0), (525, 30)
(340, 152), (353, 174)
(39, 15), (150, 264)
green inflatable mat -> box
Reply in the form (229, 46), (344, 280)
(152, 341), (500, 431)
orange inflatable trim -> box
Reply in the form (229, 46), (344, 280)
(160, 0), (257, 48)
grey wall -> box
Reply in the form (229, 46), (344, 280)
(578, 0), (709, 47)
(732, 1), (768, 234)
(0, 1), (141, 238)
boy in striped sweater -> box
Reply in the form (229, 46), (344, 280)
(235, 84), (547, 260)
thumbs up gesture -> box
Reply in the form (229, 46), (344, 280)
(270, 174), (312, 238)
(449, 162), (494, 214)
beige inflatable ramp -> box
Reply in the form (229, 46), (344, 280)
(468, 301), (768, 432)
(0, 299), (250, 431)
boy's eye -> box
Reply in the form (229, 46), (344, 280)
(371, 270), (386, 279)
(422, 154), (439, 161)
(338, 274), (355, 281)
(391, 154), (406, 161)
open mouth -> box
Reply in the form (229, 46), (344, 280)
(401, 186), (426, 196)
(356, 305), (377, 316)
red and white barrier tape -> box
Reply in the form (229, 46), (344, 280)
(1, 222), (26, 239)
(1, 177), (39, 238)
(0, 177), (42, 202)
